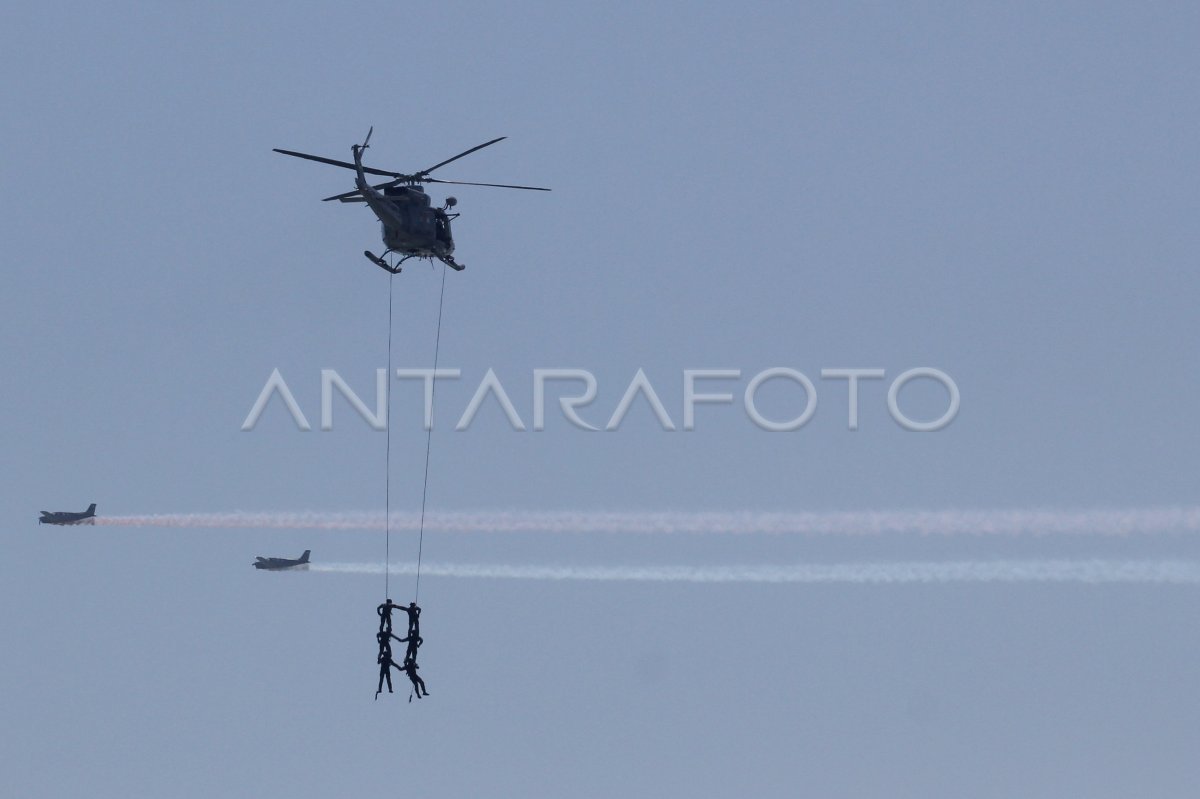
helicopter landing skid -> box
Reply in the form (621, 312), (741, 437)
(364, 250), (402, 274)
(437, 254), (466, 272)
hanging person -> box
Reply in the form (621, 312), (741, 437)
(377, 629), (403, 657)
(402, 658), (428, 698)
(396, 632), (423, 664)
(377, 598), (403, 633)
(376, 648), (404, 700)
(399, 601), (421, 636)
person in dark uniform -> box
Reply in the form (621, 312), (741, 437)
(400, 601), (421, 636)
(396, 632), (423, 664)
(377, 598), (403, 633)
(402, 658), (428, 698)
(376, 649), (403, 699)
(377, 629), (403, 656)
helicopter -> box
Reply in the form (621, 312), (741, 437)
(274, 129), (550, 273)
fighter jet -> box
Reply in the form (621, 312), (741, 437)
(252, 550), (311, 571)
(39, 503), (97, 525)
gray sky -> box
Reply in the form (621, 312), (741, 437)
(3, 2), (1199, 796)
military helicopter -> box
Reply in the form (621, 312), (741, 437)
(274, 129), (550, 273)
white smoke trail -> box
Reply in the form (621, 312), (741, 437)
(97, 507), (1200, 536)
(308, 559), (1200, 584)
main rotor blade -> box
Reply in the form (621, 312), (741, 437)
(273, 148), (402, 178)
(321, 179), (401, 202)
(424, 177), (551, 191)
(323, 188), (366, 202)
(418, 137), (507, 176)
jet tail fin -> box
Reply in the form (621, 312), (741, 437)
(299, 550), (311, 563)
(86, 503), (97, 515)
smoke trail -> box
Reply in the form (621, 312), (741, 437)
(98, 507), (1200, 536)
(308, 559), (1200, 584)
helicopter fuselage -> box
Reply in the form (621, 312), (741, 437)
(351, 144), (454, 260)
(369, 185), (454, 260)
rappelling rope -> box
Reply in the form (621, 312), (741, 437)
(414, 264), (447, 602)
(384, 271), (396, 598)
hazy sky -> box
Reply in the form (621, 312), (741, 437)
(3, 2), (1199, 797)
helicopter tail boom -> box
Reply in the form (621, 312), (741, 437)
(351, 130), (377, 196)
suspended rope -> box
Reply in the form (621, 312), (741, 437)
(414, 264), (448, 602)
(376, 265), (442, 702)
(384, 272), (396, 598)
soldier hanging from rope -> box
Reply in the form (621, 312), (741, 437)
(402, 657), (428, 699)
(377, 598), (404, 633)
(398, 601), (421, 637)
(376, 648), (404, 700)
(377, 629), (403, 654)
(396, 631), (423, 665)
